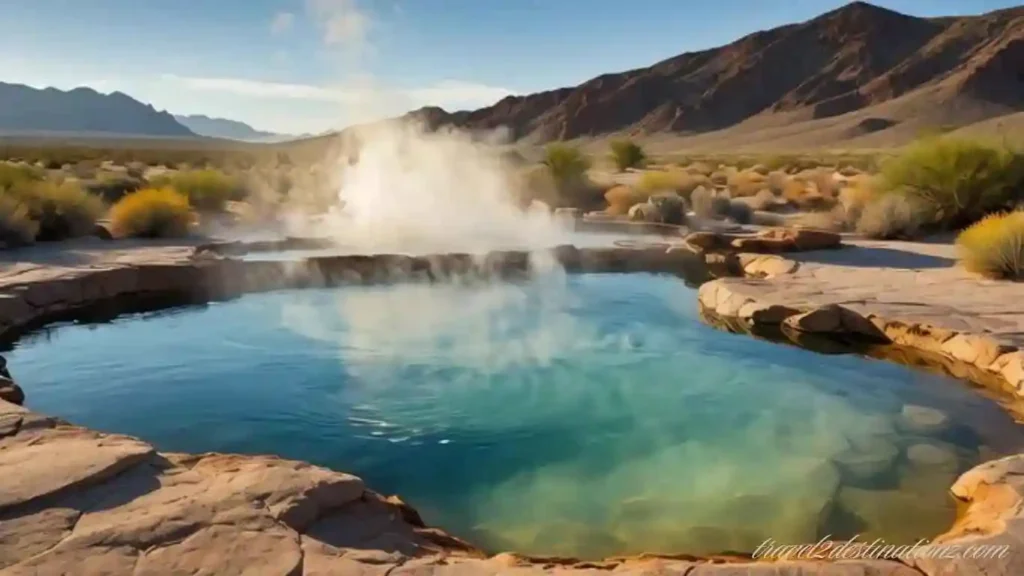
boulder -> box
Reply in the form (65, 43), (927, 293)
(0, 376), (23, 405)
(627, 202), (652, 222)
(684, 231), (728, 251)
(647, 193), (687, 225)
(92, 222), (114, 240)
(758, 227), (841, 251)
(783, 304), (888, 341)
(628, 193), (687, 225)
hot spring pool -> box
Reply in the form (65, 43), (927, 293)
(7, 272), (1023, 558)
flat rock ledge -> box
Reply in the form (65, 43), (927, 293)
(0, 240), (1019, 574)
(697, 276), (1024, 419)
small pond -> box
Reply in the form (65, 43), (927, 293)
(7, 271), (1023, 558)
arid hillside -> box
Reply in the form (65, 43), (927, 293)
(401, 1), (1024, 151)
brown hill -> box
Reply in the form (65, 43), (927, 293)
(401, 1), (1024, 150)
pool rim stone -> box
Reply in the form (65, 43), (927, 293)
(0, 236), (1020, 575)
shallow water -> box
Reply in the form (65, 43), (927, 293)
(8, 272), (1023, 558)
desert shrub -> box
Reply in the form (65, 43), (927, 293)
(0, 195), (38, 246)
(636, 170), (709, 199)
(794, 208), (848, 232)
(727, 199), (753, 224)
(727, 170), (767, 197)
(84, 173), (145, 203)
(881, 137), (1024, 228)
(0, 163), (42, 190)
(955, 211), (1024, 279)
(797, 168), (840, 198)
(109, 188), (193, 238)
(4, 180), (103, 241)
(543, 144), (591, 187)
(691, 187), (732, 219)
(685, 161), (715, 176)
(855, 194), (926, 239)
(604, 185), (648, 215)
(149, 169), (247, 212)
(609, 140), (647, 171)
(518, 164), (604, 211)
(750, 189), (778, 211)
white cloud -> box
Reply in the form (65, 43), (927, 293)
(161, 74), (516, 111)
(306, 0), (368, 49)
(270, 12), (295, 36)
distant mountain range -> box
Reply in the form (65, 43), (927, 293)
(389, 1), (1024, 149)
(1, 1), (1021, 150)
(0, 82), (195, 138)
(0, 83), (295, 142)
(173, 114), (296, 142)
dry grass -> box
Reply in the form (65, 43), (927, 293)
(749, 189), (778, 211)
(636, 170), (710, 198)
(726, 170), (767, 197)
(855, 194), (926, 239)
(148, 169), (246, 212)
(109, 188), (194, 238)
(791, 209), (848, 232)
(604, 185), (648, 215)
(0, 195), (38, 246)
(956, 211), (1024, 279)
(2, 180), (103, 241)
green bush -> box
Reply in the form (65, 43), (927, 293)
(609, 140), (647, 171)
(0, 163), (42, 190)
(543, 144), (591, 187)
(956, 211), (1024, 279)
(0, 195), (38, 246)
(109, 188), (193, 238)
(880, 137), (1024, 228)
(3, 180), (103, 241)
(149, 169), (246, 212)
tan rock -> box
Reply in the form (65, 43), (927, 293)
(0, 427), (155, 510)
(758, 228), (842, 251)
(783, 305), (888, 341)
(991, 351), (1024, 393)
(686, 231), (729, 251)
(135, 524), (303, 576)
(878, 321), (956, 356)
(941, 333), (1013, 368)
(737, 301), (799, 325)
(737, 254), (799, 278)
(0, 507), (80, 569)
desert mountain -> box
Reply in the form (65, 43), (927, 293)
(0, 83), (196, 138)
(403, 1), (1024, 149)
(174, 114), (295, 142)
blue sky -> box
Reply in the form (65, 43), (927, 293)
(0, 0), (1016, 134)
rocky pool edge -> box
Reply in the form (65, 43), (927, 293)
(0, 239), (1020, 575)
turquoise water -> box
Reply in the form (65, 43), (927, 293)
(7, 272), (1024, 558)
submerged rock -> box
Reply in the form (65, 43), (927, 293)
(834, 440), (900, 482)
(899, 404), (950, 434)
(906, 441), (960, 471)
